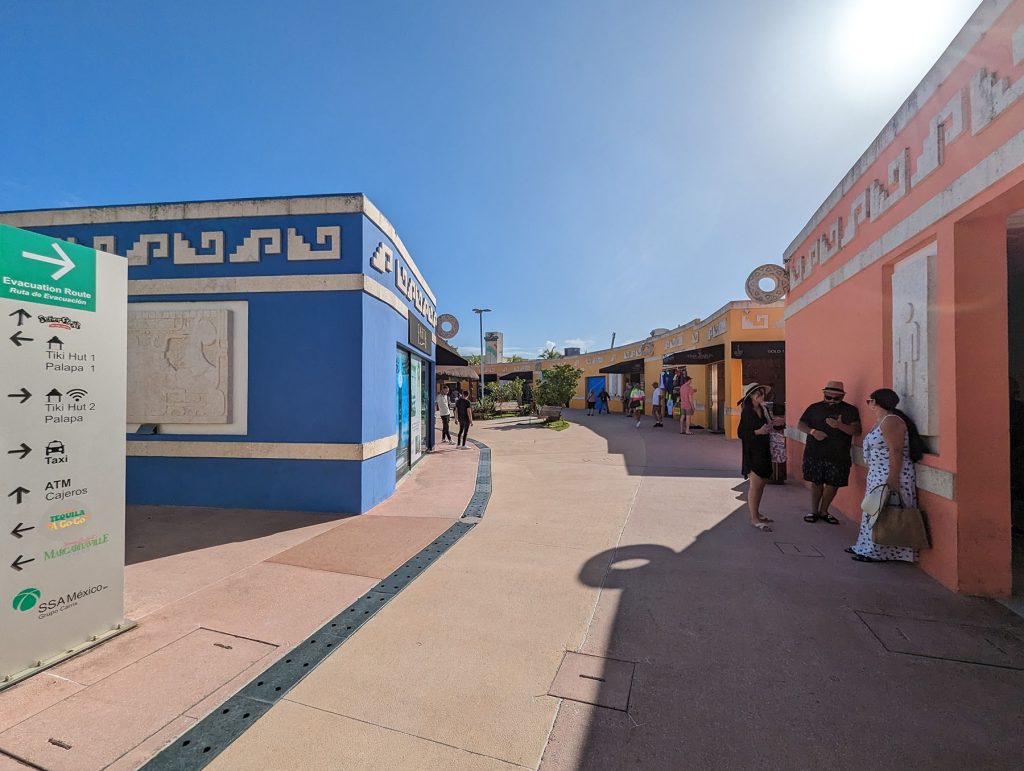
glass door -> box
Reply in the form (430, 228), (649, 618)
(396, 348), (411, 479)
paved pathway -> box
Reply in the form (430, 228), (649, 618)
(3, 411), (1022, 769)
(209, 411), (1024, 770)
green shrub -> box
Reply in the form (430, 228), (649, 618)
(534, 364), (583, 407)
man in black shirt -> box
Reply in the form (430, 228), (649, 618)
(798, 380), (861, 524)
(455, 390), (473, 448)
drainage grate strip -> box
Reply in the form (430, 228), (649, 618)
(142, 439), (492, 770)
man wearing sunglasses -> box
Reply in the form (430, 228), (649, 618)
(798, 380), (861, 524)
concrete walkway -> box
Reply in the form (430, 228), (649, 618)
(205, 411), (1024, 770)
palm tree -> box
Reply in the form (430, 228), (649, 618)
(507, 354), (525, 362)
(540, 347), (562, 359)
(466, 354), (481, 365)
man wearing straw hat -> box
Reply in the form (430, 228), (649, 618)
(797, 380), (861, 524)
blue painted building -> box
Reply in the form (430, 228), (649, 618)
(2, 195), (438, 513)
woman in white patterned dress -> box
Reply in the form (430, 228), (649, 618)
(848, 388), (924, 563)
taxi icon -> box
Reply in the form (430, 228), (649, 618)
(46, 440), (66, 456)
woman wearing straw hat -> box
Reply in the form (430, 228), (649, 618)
(738, 383), (783, 531)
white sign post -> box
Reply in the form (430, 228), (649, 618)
(0, 223), (131, 690)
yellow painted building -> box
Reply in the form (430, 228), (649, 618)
(485, 301), (785, 438)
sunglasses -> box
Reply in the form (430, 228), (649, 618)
(823, 395), (842, 402)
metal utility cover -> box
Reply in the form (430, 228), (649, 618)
(858, 611), (1024, 670)
(548, 652), (635, 711)
(775, 542), (824, 557)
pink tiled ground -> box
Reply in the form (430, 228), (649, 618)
(0, 441), (473, 770)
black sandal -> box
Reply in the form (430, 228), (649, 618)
(851, 554), (881, 563)
(843, 547), (855, 554)
(803, 513), (819, 523)
(821, 513), (840, 525)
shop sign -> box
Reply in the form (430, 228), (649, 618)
(408, 314), (433, 357)
(1, 224), (127, 687)
(707, 319), (727, 339)
(730, 341), (785, 359)
(665, 344), (725, 365)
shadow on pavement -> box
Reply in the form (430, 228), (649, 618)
(125, 504), (351, 565)
(551, 502), (1024, 770)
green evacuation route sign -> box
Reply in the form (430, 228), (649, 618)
(0, 224), (97, 312)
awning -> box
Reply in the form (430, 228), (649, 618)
(500, 371), (535, 381)
(662, 344), (725, 366)
(599, 358), (645, 375)
(436, 340), (469, 366)
(730, 341), (785, 359)
(436, 365), (478, 379)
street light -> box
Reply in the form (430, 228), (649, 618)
(472, 307), (491, 401)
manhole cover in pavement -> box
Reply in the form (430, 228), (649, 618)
(775, 542), (823, 557)
(857, 611), (1024, 670)
(548, 652), (635, 711)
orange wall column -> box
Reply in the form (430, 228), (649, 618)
(952, 216), (1012, 596)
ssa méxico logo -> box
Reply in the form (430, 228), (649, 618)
(13, 587), (41, 611)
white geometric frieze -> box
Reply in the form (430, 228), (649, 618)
(173, 232), (225, 264)
(229, 228), (282, 263)
(127, 308), (232, 424)
(92, 236), (117, 253)
(870, 149), (910, 222)
(370, 242), (394, 273)
(126, 234), (170, 267)
(287, 226), (341, 261)
(841, 190), (870, 248)
(912, 91), (965, 186)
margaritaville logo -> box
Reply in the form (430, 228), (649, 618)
(44, 533), (110, 561)
(46, 508), (89, 530)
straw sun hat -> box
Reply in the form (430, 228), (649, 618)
(737, 382), (767, 405)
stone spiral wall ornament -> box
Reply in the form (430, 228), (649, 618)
(745, 264), (790, 303)
(436, 314), (459, 340)
(641, 342), (655, 356)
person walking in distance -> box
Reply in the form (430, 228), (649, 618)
(628, 382), (646, 428)
(586, 387), (597, 416)
(597, 387), (610, 414)
(455, 390), (473, 448)
(798, 380), (861, 524)
(438, 386), (454, 444)
(677, 375), (696, 434)
(651, 381), (665, 427)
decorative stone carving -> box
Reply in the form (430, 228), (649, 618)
(173, 232), (225, 264)
(126, 234), (170, 267)
(745, 264), (789, 303)
(912, 91), (965, 186)
(436, 314), (459, 340)
(229, 229), (282, 263)
(127, 309), (232, 424)
(286, 226), (341, 261)
(92, 236), (117, 254)
(741, 312), (769, 330)
(870, 149), (910, 221)
(892, 248), (936, 435)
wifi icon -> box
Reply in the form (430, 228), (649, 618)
(67, 388), (88, 402)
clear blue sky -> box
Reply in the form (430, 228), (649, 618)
(0, 0), (980, 357)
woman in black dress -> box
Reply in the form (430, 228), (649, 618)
(738, 383), (777, 531)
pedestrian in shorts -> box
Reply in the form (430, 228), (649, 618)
(798, 380), (861, 524)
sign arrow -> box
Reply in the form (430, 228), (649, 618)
(9, 330), (33, 347)
(6, 443), (31, 459)
(22, 242), (76, 281)
(6, 388), (31, 403)
(11, 555), (35, 571)
(8, 308), (31, 326)
(8, 486), (29, 504)
(11, 523), (34, 539)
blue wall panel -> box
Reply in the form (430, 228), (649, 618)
(126, 456), (363, 513)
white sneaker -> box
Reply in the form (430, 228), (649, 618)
(635, 420), (641, 428)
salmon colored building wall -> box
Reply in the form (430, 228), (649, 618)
(783, 0), (1024, 596)
(490, 302), (785, 439)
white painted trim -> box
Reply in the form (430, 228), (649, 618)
(126, 434), (399, 461)
(784, 0), (1013, 259)
(786, 127), (1024, 319)
(0, 194), (436, 304)
(784, 427), (955, 500)
(128, 273), (410, 319)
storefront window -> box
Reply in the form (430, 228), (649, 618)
(396, 348), (411, 478)
(411, 358), (423, 464)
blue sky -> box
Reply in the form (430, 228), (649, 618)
(0, 0), (980, 357)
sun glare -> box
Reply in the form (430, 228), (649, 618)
(834, 0), (977, 100)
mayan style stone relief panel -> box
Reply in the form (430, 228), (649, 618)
(127, 309), (232, 424)
(892, 247), (937, 436)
